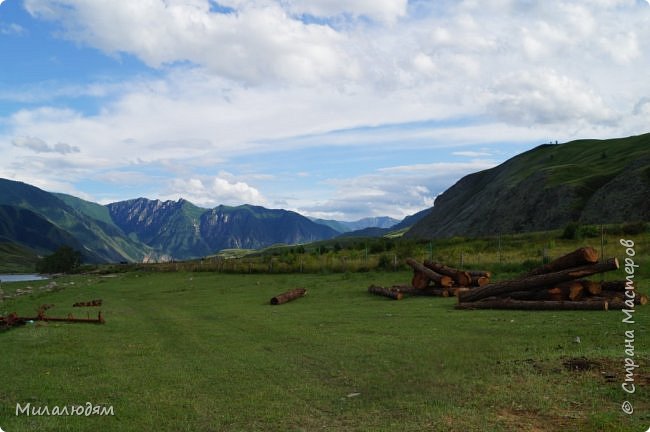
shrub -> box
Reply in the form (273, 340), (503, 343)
(622, 221), (648, 235)
(561, 222), (581, 240)
(36, 245), (82, 274)
(579, 225), (600, 238)
(377, 254), (392, 271)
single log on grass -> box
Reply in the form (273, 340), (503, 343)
(393, 285), (450, 297)
(390, 284), (418, 295)
(523, 247), (599, 277)
(456, 299), (609, 311)
(270, 288), (306, 305)
(423, 261), (472, 287)
(368, 285), (403, 300)
(458, 258), (619, 303)
(405, 258), (453, 288)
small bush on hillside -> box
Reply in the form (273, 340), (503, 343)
(622, 221), (648, 235)
(377, 254), (392, 271)
(36, 245), (82, 274)
(580, 225), (600, 238)
(561, 222), (581, 240)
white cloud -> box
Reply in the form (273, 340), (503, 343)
(599, 31), (641, 64)
(4, 0), (650, 218)
(298, 159), (498, 220)
(23, 0), (360, 85)
(162, 175), (267, 208)
(485, 70), (617, 126)
(452, 151), (492, 158)
(0, 22), (26, 35)
(12, 136), (80, 154)
(282, 0), (408, 24)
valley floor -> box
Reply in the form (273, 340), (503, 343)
(0, 271), (648, 431)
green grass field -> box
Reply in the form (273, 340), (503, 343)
(1, 261), (648, 431)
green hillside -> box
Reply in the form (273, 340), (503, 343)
(55, 193), (115, 226)
(0, 241), (39, 273)
(407, 133), (650, 239)
(0, 179), (149, 263)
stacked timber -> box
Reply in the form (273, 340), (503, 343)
(456, 247), (646, 310)
(405, 258), (491, 296)
(366, 259), (492, 300)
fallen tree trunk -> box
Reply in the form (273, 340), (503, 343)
(405, 258), (453, 288)
(523, 247), (599, 277)
(456, 299), (609, 311)
(458, 258), (619, 303)
(391, 285), (451, 297)
(270, 288), (306, 305)
(368, 285), (404, 300)
(423, 261), (471, 286)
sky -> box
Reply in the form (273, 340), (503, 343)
(1, 0), (649, 221)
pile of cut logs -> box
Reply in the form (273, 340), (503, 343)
(367, 258), (491, 300)
(456, 247), (647, 310)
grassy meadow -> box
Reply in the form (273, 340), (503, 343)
(1, 229), (649, 431)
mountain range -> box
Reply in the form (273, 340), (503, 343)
(1, 132), (648, 267)
(0, 178), (408, 264)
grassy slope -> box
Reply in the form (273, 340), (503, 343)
(1, 261), (648, 431)
(0, 242), (39, 273)
(54, 194), (115, 227)
(54, 193), (152, 261)
(497, 133), (650, 188)
(406, 133), (650, 239)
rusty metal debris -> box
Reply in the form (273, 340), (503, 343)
(1, 303), (105, 331)
(73, 299), (103, 307)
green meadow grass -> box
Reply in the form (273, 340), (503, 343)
(1, 267), (648, 431)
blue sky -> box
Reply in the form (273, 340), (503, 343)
(1, 0), (649, 220)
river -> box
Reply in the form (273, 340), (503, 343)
(0, 274), (49, 283)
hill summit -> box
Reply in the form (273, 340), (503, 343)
(406, 133), (650, 239)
